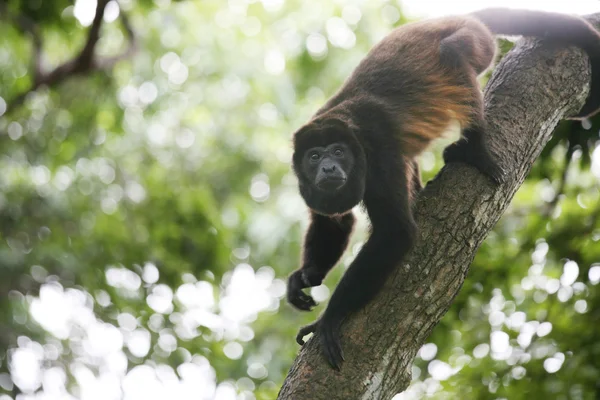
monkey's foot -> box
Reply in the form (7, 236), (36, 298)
(296, 317), (345, 370)
(443, 138), (505, 184)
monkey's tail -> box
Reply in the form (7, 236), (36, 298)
(472, 8), (600, 119)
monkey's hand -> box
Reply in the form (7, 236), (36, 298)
(287, 268), (322, 311)
(296, 315), (345, 370)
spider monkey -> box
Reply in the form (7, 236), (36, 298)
(288, 8), (600, 369)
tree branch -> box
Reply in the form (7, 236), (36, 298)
(5, 0), (137, 114)
(77, 0), (111, 69)
(278, 14), (600, 400)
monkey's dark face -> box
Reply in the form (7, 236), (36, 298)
(293, 120), (366, 215)
(302, 143), (353, 193)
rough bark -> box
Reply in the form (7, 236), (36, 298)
(278, 15), (600, 400)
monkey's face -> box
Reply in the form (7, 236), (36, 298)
(302, 143), (353, 193)
(293, 121), (366, 215)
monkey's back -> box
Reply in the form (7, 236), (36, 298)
(339, 16), (497, 156)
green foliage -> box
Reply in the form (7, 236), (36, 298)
(0, 1), (599, 399)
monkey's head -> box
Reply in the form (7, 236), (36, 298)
(292, 118), (366, 215)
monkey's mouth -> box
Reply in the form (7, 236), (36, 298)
(317, 177), (347, 191)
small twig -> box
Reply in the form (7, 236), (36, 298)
(95, 10), (138, 69)
(544, 124), (577, 217)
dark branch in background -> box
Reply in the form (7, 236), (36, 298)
(4, 0), (137, 114)
(77, 0), (110, 69)
(544, 123), (577, 217)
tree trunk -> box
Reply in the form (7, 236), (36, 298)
(278, 15), (599, 400)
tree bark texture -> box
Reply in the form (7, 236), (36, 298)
(278, 15), (599, 400)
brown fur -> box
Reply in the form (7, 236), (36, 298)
(309, 16), (495, 160)
(288, 9), (600, 370)
(309, 11), (600, 158)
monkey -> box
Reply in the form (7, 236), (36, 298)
(287, 8), (600, 370)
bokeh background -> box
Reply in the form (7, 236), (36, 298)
(1, 0), (600, 399)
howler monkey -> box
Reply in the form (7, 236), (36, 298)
(287, 8), (600, 369)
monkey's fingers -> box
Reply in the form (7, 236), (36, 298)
(320, 323), (344, 370)
(287, 273), (318, 311)
(289, 290), (317, 311)
(296, 321), (319, 345)
(300, 291), (317, 308)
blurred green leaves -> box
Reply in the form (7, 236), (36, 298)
(0, 1), (599, 399)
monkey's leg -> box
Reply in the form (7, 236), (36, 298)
(300, 162), (417, 369)
(438, 27), (504, 182)
(439, 25), (495, 74)
(287, 211), (355, 311)
(442, 85), (505, 183)
(411, 161), (423, 193)
(408, 161), (422, 214)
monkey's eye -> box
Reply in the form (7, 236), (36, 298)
(309, 152), (320, 161)
(333, 148), (344, 157)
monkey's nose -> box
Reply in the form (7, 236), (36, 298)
(322, 164), (336, 174)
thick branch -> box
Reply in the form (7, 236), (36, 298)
(77, 0), (111, 69)
(5, 0), (137, 114)
(279, 14), (600, 400)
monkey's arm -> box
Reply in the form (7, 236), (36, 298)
(287, 211), (355, 311)
(298, 163), (417, 369)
